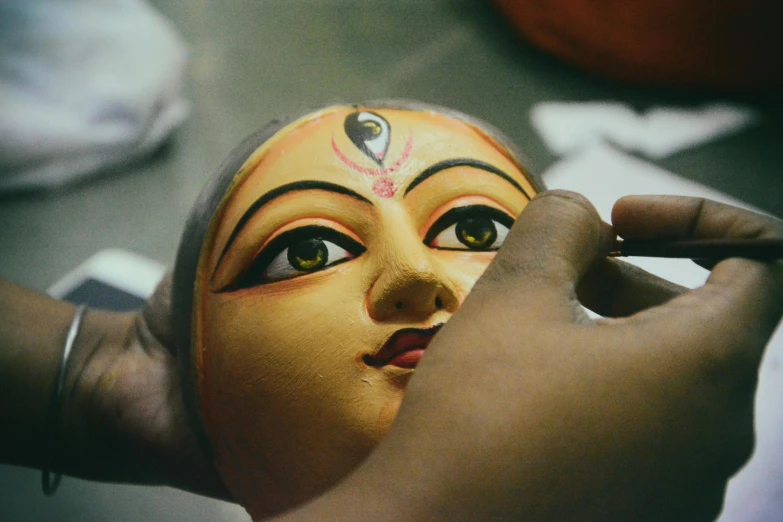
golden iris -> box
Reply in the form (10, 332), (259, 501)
(456, 217), (497, 250)
(287, 239), (328, 271)
(362, 121), (381, 136)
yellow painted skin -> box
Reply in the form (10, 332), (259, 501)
(193, 108), (538, 517)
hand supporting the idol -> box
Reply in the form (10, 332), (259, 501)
(0, 276), (229, 499)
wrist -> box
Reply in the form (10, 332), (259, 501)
(0, 281), (84, 470)
(56, 307), (135, 480)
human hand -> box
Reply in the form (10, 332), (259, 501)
(58, 274), (229, 499)
(300, 191), (782, 521)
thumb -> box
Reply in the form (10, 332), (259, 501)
(477, 190), (614, 321)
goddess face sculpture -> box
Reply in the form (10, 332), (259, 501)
(173, 102), (541, 518)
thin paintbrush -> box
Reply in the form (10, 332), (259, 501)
(609, 238), (783, 261)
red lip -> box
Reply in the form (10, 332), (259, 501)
(364, 324), (443, 369)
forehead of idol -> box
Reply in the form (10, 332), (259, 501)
(202, 108), (536, 280)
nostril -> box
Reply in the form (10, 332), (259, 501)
(435, 296), (443, 309)
(395, 301), (403, 310)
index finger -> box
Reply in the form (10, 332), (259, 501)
(611, 196), (783, 241)
(613, 196), (783, 351)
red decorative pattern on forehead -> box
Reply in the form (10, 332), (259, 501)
(331, 133), (413, 177)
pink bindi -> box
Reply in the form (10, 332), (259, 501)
(372, 178), (397, 198)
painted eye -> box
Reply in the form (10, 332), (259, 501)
(264, 238), (352, 281)
(424, 205), (514, 251)
(224, 225), (365, 290)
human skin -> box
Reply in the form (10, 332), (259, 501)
(0, 98), (780, 522)
(0, 192), (780, 521)
(193, 108), (538, 516)
(281, 193), (783, 521)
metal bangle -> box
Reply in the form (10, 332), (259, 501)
(42, 304), (87, 496)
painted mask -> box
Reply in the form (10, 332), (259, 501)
(173, 101), (542, 518)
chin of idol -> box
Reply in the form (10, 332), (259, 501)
(173, 102), (541, 518)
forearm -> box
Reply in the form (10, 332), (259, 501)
(0, 279), (77, 469)
(0, 279), (131, 477)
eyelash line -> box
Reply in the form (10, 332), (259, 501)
(423, 205), (515, 246)
(219, 205), (515, 292)
(251, 218), (364, 261)
(218, 225), (365, 292)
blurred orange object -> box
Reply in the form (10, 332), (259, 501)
(493, 0), (783, 92)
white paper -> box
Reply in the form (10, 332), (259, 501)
(531, 102), (758, 159)
(542, 145), (783, 522)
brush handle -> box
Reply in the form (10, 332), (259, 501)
(610, 238), (783, 260)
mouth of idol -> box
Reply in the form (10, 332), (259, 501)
(363, 324), (444, 369)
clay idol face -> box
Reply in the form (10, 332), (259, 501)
(193, 107), (537, 516)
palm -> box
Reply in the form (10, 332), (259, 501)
(65, 275), (228, 498)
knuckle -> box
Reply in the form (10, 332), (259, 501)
(703, 327), (758, 384)
(690, 298), (761, 389)
(739, 206), (783, 237)
(688, 488), (728, 522)
(715, 405), (756, 478)
(710, 199), (783, 239)
(732, 419), (756, 469)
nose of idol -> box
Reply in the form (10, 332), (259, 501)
(179, 102), (541, 518)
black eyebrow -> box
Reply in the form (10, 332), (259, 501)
(404, 158), (532, 199)
(214, 181), (372, 275)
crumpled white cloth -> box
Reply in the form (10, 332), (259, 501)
(531, 101), (758, 159)
(0, 0), (189, 192)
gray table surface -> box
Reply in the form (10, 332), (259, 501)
(1, 1), (781, 521)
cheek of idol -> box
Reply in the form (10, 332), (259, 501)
(433, 250), (496, 299)
(417, 195), (516, 239)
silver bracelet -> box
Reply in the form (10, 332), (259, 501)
(42, 304), (87, 496)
